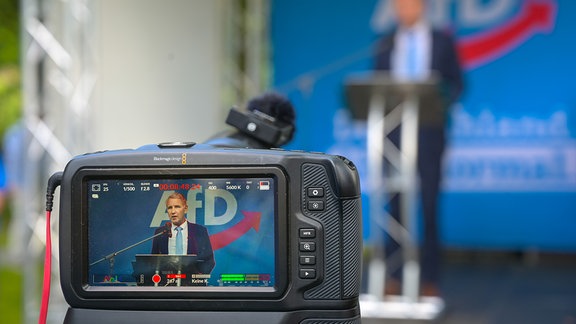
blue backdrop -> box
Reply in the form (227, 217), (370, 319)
(271, 0), (576, 251)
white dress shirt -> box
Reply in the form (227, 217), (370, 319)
(391, 20), (432, 81)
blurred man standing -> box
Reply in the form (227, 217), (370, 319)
(374, 0), (464, 297)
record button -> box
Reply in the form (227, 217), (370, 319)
(307, 187), (324, 197)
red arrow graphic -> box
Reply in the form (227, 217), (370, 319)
(209, 211), (261, 250)
(458, 0), (557, 69)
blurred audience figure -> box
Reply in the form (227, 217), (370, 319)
(0, 151), (6, 231)
(2, 121), (26, 261)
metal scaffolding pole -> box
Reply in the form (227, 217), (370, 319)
(346, 73), (445, 322)
(18, 0), (95, 322)
(17, 1), (267, 323)
(222, 0), (269, 107)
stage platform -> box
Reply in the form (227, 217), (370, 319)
(360, 251), (576, 323)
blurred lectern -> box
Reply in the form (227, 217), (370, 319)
(346, 72), (445, 322)
(132, 254), (207, 286)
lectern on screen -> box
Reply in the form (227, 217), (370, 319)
(344, 72), (444, 126)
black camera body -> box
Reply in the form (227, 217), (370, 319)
(59, 142), (362, 323)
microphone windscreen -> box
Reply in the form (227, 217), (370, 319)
(246, 92), (295, 126)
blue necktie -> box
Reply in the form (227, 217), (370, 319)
(175, 227), (183, 255)
(407, 30), (417, 79)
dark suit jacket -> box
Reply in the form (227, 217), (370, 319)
(151, 221), (215, 274)
(375, 27), (462, 284)
(374, 27), (464, 105)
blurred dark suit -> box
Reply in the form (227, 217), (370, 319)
(151, 221), (215, 274)
(374, 26), (463, 294)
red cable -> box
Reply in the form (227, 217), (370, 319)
(40, 172), (61, 324)
(39, 210), (51, 324)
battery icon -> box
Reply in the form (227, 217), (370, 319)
(259, 181), (270, 190)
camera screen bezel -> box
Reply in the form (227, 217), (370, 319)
(69, 166), (288, 300)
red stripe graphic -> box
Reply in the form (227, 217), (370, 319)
(209, 211), (261, 250)
(458, 0), (557, 69)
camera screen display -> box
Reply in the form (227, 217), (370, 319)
(86, 175), (278, 291)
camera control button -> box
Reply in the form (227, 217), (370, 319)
(299, 228), (316, 238)
(299, 269), (316, 279)
(300, 255), (316, 265)
(307, 187), (324, 198)
(157, 141), (196, 148)
(299, 241), (316, 252)
(307, 200), (324, 211)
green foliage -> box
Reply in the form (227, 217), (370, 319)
(0, 267), (22, 324)
(0, 66), (21, 139)
(0, 0), (20, 65)
(0, 2), (22, 322)
(0, 0), (21, 140)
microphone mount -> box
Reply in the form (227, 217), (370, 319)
(89, 223), (172, 274)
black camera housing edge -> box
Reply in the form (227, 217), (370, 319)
(58, 142), (362, 323)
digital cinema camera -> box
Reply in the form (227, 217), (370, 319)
(57, 96), (363, 323)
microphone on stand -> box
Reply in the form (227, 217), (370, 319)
(164, 222), (172, 238)
(90, 222), (173, 267)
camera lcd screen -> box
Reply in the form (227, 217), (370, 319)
(86, 175), (278, 291)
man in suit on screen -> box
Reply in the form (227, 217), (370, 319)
(151, 192), (215, 274)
